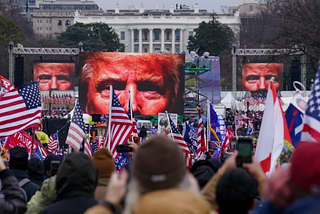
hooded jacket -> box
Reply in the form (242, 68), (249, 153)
(26, 176), (56, 214)
(38, 153), (99, 214)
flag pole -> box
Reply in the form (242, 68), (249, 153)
(129, 90), (133, 121)
(30, 127), (35, 158)
(207, 100), (210, 151)
(107, 86), (113, 151)
(165, 111), (174, 140)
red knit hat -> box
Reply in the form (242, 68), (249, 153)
(290, 142), (320, 194)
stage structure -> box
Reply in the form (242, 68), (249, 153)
(8, 41), (83, 86)
(231, 47), (307, 93)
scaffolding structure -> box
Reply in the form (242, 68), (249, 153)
(8, 42), (83, 86)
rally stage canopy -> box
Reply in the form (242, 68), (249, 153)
(221, 92), (236, 109)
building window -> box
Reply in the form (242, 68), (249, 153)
(134, 48), (138, 53)
(57, 12), (60, 16)
(58, 20), (62, 25)
(49, 27), (52, 31)
(65, 20), (71, 26)
(120, 31), (125, 40)
(250, 5), (253, 12)
(49, 20), (52, 23)
(175, 31), (180, 41)
(189, 31), (193, 37)
(144, 31), (147, 40)
(176, 48), (180, 53)
(166, 31), (170, 40)
(144, 48), (148, 53)
(134, 31), (138, 42)
(40, 27), (42, 31)
(37, 27), (39, 31)
(155, 30), (160, 40)
(37, 20), (39, 23)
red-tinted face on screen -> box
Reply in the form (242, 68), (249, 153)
(79, 53), (184, 115)
(34, 63), (75, 91)
(242, 63), (283, 91)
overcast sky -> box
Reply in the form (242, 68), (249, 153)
(93, 0), (239, 13)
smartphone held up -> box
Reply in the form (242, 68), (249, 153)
(236, 137), (253, 167)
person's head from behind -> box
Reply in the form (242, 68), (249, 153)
(216, 168), (256, 214)
(27, 157), (45, 181)
(242, 63), (283, 91)
(124, 135), (198, 214)
(290, 142), (320, 199)
(43, 154), (63, 178)
(79, 52), (184, 115)
(34, 63), (75, 90)
(92, 148), (115, 178)
(9, 146), (28, 171)
(56, 152), (98, 200)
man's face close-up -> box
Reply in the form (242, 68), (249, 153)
(85, 58), (172, 115)
(242, 64), (282, 91)
(34, 63), (74, 90)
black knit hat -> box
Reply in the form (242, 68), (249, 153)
(132, 136), (186, 190)
(9, 146), (28, 171)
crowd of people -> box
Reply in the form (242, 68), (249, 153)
(1, 135), (319, 214)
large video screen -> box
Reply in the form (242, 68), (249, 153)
(79, 52), (185, 115)
(33, 63), (75, 91)
(242, 63), (283, 91)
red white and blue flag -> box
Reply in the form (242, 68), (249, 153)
(197, 112), (206, 154)
(167, 113), (192, 169)
(48, 132), (59, 153)
(0, 81), (41, 137)
(105, 89), (133, 160)
(300, 63), (320, 143)
(65, 100), (86, 152)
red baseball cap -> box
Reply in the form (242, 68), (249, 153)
(290, 142), (320, 194)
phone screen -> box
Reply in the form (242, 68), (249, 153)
(238, 143), (252, 157)
(51, 161), (60, 176)
(236, 137), (253, 167)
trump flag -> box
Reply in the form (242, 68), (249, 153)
(255, 82), (292, 176)
(285, 93), (307, 147)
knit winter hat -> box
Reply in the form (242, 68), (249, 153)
(92, 148), (115, 178)
(132, 135), (186, 190)
(9, 146), (28, 171)
(290, 142), (320, 194)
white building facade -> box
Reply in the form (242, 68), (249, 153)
(74, 5), (240, 53)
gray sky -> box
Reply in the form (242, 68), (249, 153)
(93, 0), (239, 13)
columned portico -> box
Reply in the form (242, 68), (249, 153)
(130, 29), (134, 52)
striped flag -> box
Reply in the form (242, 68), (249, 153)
(105, 89), (133, 159)
(48, 132), (59, 153)
(65, 100), (86, 152)
(0, 81), (41, 137)
(300, 62), (320, 143)
(197, 111), (206, 154)
(84, 138), (92, 157)
(167, 113), (192, 169)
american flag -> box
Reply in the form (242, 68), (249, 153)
(105, 90), (133, 159)
(301, 62), (320, 142)
(167, 113), (192, 169)
(84, 138), (92, 157)
(197, 112), (206, 154)
(48, 132), (59, 153)
(0, 81), (41, 137)
(65, 100), (86, 152)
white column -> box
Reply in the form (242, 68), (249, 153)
(130, 29), (134, 53)
(179, 29), (183, 53)
(138, 28), (142, 53)
(149, 28), (153, 53)
(171, 28), (175, 53)
(161, 28), (165, 52)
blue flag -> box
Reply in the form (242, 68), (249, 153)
(115, 152), (130, 171)
(285, 93), (306, 147)
(183, 122), (198, 153)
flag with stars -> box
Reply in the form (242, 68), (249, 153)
(65, 100), (86, 152)
(48, 132), (59, 153)
(167, 113), (192, 169)
(0, 81), (41, 137)
(301, 62), (320, 143)
(105, 89), (133, 160)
